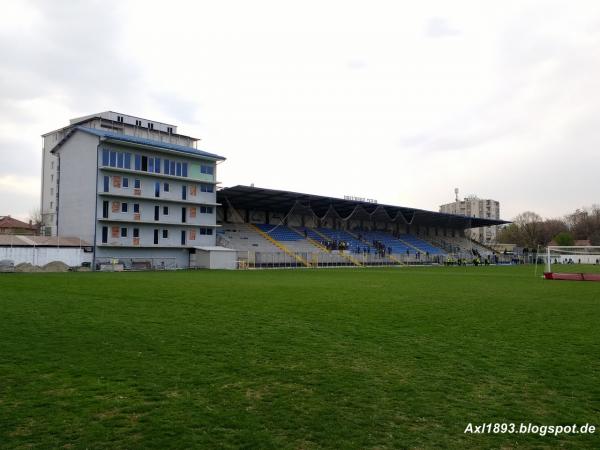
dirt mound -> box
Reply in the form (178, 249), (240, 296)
(42, 261), (70, 272)
(15, 263), (42, 273)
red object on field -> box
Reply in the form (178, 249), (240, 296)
(544, 272), (600, 281)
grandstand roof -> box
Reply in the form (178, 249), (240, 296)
(218, 185), (509, 229)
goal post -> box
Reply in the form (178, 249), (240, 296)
(544, 246), (600, 281)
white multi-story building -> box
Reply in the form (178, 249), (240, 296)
(41, 112), (226, 268)
(439, 194), (500, 244)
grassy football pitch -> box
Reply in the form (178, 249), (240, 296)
(1, 266), (599, 449)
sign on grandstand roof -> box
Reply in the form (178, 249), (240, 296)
(344, 195), (378, 204)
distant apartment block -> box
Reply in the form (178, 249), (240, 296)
(41, 111), (226, 268)
(439, 195), (500, 244)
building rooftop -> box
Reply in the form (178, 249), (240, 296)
(0, 216), (35, 230)
(52, 126), (226, 161)
(0, 235), (90, 247)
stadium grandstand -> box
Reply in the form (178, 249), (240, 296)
(216, 185), (508, 268)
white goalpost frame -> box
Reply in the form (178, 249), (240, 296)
(545, 246), (600, 273)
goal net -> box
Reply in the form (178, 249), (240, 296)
(544, 246), (600, 281)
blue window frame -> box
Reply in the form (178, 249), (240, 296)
(181, 185), (187, 200)
(109, 151), (117, 167)
(182, 163), (188, 177)
(164, 182), (169, 192)
(133, 228), (139, 238)
(123, 177), (129, 188)
(148, 157), (154, 173)
(124, 153), (131, 169)
(121, 203), (128, 213)
(170, 161), (175, 176)
(164, 159), (170, 174)
(117, 152), (124, 168)
(154, 158), (161, 173)
(133, 203), (139, 213)
(135, 154), (141, 171)
(103, 176), (109, 192)
(154, 182), (160, 198)
(200, 183), (214, 193)
(200, 206), (213, 214)
(134, 179), (140, 189)
(176, 162), (182, 177)
(121, 227), (128, 237)
(102, 149), (109, 166)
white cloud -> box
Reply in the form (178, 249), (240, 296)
(1, 0), (600, 220)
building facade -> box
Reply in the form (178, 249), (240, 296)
(42, 112), (225, 268)
(439, 196), (500, 244)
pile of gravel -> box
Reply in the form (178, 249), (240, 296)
(15, 263), (42, 273)
(41, 261), (70, 272)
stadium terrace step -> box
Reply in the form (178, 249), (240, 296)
(251, 224), (310, 267)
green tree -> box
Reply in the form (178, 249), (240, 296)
(553, 231), (574, 246)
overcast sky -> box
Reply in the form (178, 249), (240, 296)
(1, 0), (599, 221)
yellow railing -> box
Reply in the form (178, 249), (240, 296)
(250, 224), (310, 267)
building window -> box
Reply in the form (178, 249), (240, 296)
(103, 176), (109, 192)
(121, 227), (128, 237)
(121, 203), (128, 213)
(162, 229), (169, 239)
(135, 119), (142, 126)
(181, 207), (187, 223)
(163, 206), (169, 215)
(154, 205), (159, 221)
(124, 153), (131, 169)
(103, 201), (109, 218)
(51, 161), (54, 169)
(135, 154), (141, 171)
(182, 163), (188, 177)
(154, 157), (161, 174)
(148, 123), (154, 130)
(199, 227), (213, 235)
(133, 203), (139, 213)
(181, 230), (186, 245)
(110, 151), (117, 167)
(167, 127), (173, 134)
(102, 149), (109, 166)
(123, 177), (129, 188)
(164, 182), (170, 192)
(117, 152), (124, 168)
(141, 156), (148, 172)
(133, 228), (139, 238)
(200, 206), (213, 214)
(154, 182), (160, 198)
(50, 201), (53, 209)
(200, 164), (214, 175)
(134, 179), (141, 189)
(176, 162), (182, 177)
(181, 185), (187, 200)
(117, 115), (124, 123)
(170, 161), (175, 176)
(50, 188), (54, 196)
(153, 229), (159, 244)
(200, 183), (214, 193)
(102, 226), (108, 243)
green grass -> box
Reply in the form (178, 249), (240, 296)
(1, 266), (599, 449)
